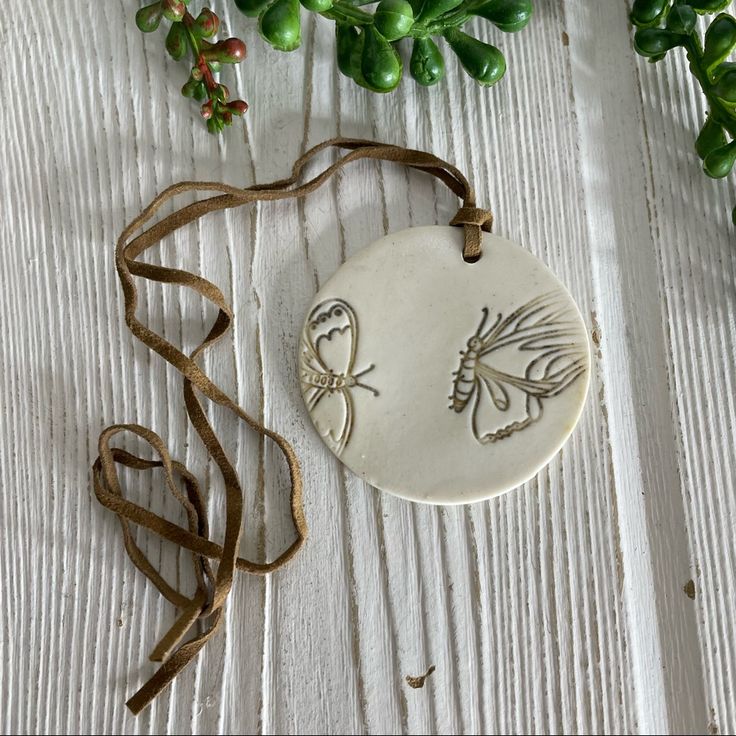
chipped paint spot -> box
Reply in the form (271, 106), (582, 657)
(562, 31), (570, 47)
(406, 665), (435, 689)
(590, 310), (602, 350)
(683, 579), (696, 600)
(708, 707), (718, 734)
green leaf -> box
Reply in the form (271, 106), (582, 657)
(415, 0), (463, 24)
(713, 60), (736, 78)
(193, 9), (220, 38)
(136, 3), (164, 32)
(166, 23), (189, 61)
(472, 0), (533, 33)
(374, 0), (415, 42)
(361, 26), (403, 92)
(704, 139), (736, 177)
(444, 27), (506, 86)
(201, 38), (247, 64)
(410, 36), (445, 86)
(666, 4), (697, 34)
(207, 116), (225, 134)
(161, 0), (187, 22)
(259, 0), (302, 52)
(182, 78), (199, 97)
(689, 0), (732, 15)
(702, 13), (736, 73)
(630, 0), (670, 29)
(235, 0), (272, 16)
(300, 0), (333, 10)
(696, 115), (727, 158)
(633, 28), (684, 57)
(336, 24), (362, 79)
(713, 68), (736, 101)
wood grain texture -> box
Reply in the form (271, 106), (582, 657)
(0, 1), (733, 733)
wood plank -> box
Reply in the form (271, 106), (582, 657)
(0, 1), (733, 733)
(628, 8), (736, 734)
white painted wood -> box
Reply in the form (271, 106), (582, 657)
(0, 1), (733, 733)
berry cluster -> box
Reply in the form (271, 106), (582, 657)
(135, 1), (533, 131)
(137, 0), (248, 132)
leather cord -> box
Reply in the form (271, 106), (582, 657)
(92, 137), (493, 714)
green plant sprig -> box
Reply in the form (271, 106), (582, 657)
(235, 0), (533, 92)
(135, 0), (532, 131)
(631, 0), (736, 223)
(137, 0), (249, 133)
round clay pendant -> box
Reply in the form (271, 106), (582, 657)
(299, 226), (590, 504)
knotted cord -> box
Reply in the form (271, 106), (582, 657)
(92, 137), (493, 713)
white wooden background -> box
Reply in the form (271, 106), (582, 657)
(1, 1), (735, 733)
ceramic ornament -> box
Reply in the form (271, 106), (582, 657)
(300, 226), (590, 504)
(97, 140), (592, 712)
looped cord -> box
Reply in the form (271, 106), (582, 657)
(92, 137), (492, 714)
(449, 205), (494, 261)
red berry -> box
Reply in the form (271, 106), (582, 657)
(202, 38), (247, 64)
(194, 9), (220, 38)
(162, 0), (187, 22)
(227, 100), (249, 115)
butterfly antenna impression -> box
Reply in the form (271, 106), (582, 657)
(354, 364), (379, 396)
(475, 306), (490, 337)
(480, 311), (504, 342)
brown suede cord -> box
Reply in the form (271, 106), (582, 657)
(91, 137), (492, 714)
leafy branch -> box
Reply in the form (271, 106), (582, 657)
(243, 0), (533, 92)
(632, 0), (736, 223)
(137, 0), (248, 132)
(135, 0), (533, 131)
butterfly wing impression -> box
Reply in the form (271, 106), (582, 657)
(300, 298), (378, 455)
(298, 227), (591, 503)
(451, 292), (587, 444)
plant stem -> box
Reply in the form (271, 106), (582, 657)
(321, 2), (374, 24)
(182, 12), (218, 94)
(684, 33), (736, 140)
(419, 11), (469, 35)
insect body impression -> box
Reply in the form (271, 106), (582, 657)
(451, 292), (587, 443)
(301, 299), (378, 455)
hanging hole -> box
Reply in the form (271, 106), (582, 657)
(463, 251), (482, 264)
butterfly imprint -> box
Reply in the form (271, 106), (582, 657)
(301, 298), (378, 455)
(450, 292), (587, 444)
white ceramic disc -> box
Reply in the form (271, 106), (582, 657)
(299, 226), (590, 504)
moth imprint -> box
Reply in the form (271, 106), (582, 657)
(450, 292), (587, 444)
(300, 298), (378, 455)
